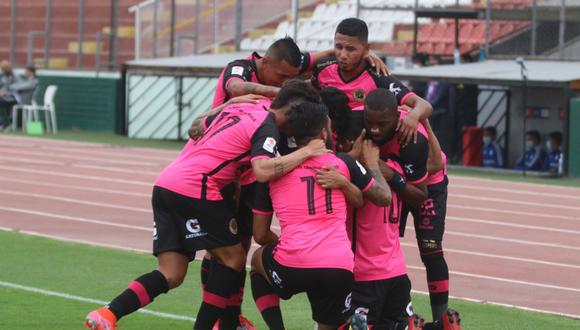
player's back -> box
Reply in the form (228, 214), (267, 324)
(348, 160), (406, 282)
(270, 152), (354, 271)
(155, 103), (271, 200)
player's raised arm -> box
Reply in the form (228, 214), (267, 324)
(227, 79), (280, 99)
(252, 138), (327, 183)
(422, 119), (444, 174)
(360, 140), (392, 206)
(397, 93), (433, 145)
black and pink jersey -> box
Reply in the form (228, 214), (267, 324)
(211, 52), (314, 108)
(155, 102), (279, 201)
(311, 56), (414, 110)
(253, 152), (374, 271)
(348, 160), (406, 282)
(380, 111), (430, 185)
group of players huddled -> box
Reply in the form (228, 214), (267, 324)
(84, 18), (461, 330)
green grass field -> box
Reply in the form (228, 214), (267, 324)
(1, 230), (578, 329)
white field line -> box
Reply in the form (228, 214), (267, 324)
(450, 183), (580, 201)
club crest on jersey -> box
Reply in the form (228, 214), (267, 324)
(231, 66), (244, 76)
(353, 88), (366, 102)
(263, 137), (277, 153)
(389, 82), (402, 95)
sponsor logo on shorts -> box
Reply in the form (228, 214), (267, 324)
(229, 218), (238, 235)
(185, 219), (207, 239)
(152, 223), (158, 241)
(353, 88), (366, 102)
(406, 301), (414, 317)
(342, 292), (352, 313)
(269, 270), (283, 288)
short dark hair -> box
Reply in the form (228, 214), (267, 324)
(365, 88), (398, 114)
(549, 131), (563, 145)
(484, 126), (497, 137)
(336, 18), (368, 43)
(288, 102), (329, 146)
(320, 87), (350, 128)
(26, 66), (36, 75)
(266, 37), (302, 68)
(527, 130), (541, 143)
(271, 79), (320, 109)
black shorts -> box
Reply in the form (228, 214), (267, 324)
(408, 176), (448, 241)
(352, 275), (412, 328)
(152, 186), (240, 261)
(220, 182), (254, 239)
(261, 243), (354, 326)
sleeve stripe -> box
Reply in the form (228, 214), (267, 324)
(361, 178), (375, 193)
(224, 77), (244, 92)
(252, 209), (273, 216)
(407, 172), (428, 185)
(400, 91), (415, 106)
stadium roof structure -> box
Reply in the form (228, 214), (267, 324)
(124, 53), (249, 75)
(394, 60), (580, 89)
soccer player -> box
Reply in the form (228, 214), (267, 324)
(83, 80), (327, 330)
(364, 89), (461, 329)
(212, 36), (389, 108)
(325, 88), (425, 330)
(310, 17), (433, 146)
(250, 103), (392, 330)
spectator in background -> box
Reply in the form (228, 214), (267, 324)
(409, 53), (428, 98)
(0, 66), (38, 129)
(543, 131), (563, 174)
(514, 130), (546, 171)
(0, 61), (18, 88)
(482, 126), (504, 168)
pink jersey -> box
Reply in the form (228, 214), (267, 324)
(155, 103), (279, 200)
(312, 56), (414, 110)
(380, 111), (429, 185)
(348, 160), (407, 282)
(256, 152), (374, 271)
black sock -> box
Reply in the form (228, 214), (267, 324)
(107, 270), (169, 320)
(194, 262), (241, 329)
(220, 270), (246, 329)
(420, 244), (449, 321)
(200, 257), (212, 288)
(251, 271), (284, 330)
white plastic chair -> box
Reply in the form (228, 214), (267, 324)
(12, 85), (58, 134)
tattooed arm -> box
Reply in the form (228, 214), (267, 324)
(252, 139), (328, 183)
(227, 79), (280, 99)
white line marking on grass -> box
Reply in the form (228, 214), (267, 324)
(0, 206), (151, 231)
(0, 177), (150, 198)
(0, 166), (151, 186)
(0, 190), (150, 213)
(0, 280), (195, 322)
(400, 242), (580, 270)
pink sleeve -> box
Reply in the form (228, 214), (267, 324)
(400, 91), (415, 106)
